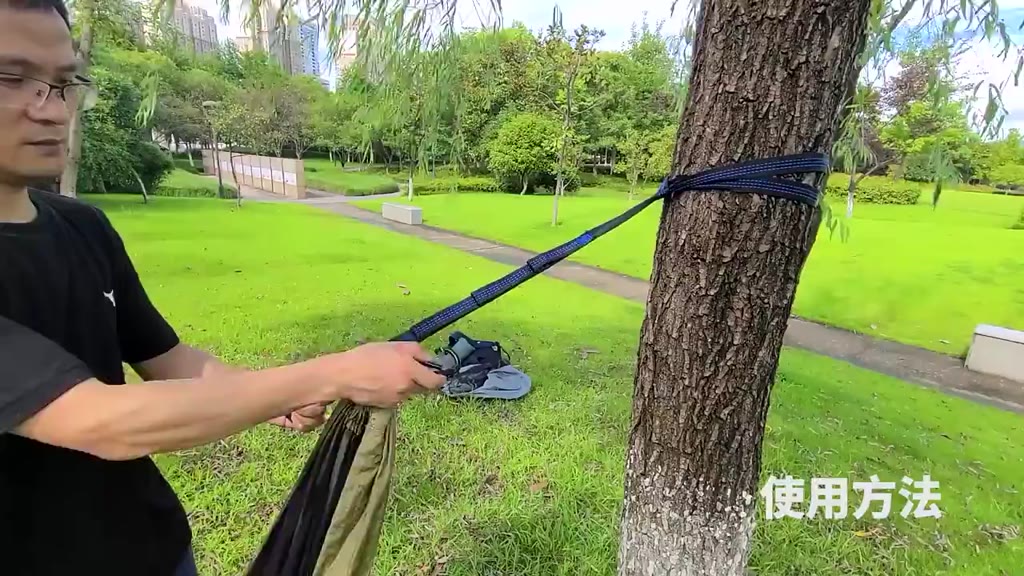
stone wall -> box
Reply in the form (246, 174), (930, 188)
(200, 150), (307, 199)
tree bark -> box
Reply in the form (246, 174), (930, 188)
(617, 2), (872, 575)
(846, 170), (857, 218)
(60, 0), (95, 198)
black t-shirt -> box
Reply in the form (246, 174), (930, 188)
(0, 189), (191, 575)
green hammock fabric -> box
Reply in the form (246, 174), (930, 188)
(313, 407), (396, 576)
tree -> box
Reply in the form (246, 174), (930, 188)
(615, 130), (649, 200)
(487, 112), (559, 194)
(616, 1), (874, 573)
(60, 0), (97, 197)
(643, 123), (676, 182)
(278, 75), (326, 160)
(537, 11), (604, 225)
(833, 84), (891, 216)
(617, 1), (1017, 573)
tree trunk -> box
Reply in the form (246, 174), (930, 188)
(610, 148), (617, 173)
(551, 179), (561, 226)
(846, 170), (857, 218)
(187, 143), (196, 167)
(229, 150), (241, 207)
(617, 2), (871, 575)
(60, 0), (95, 198)
(407, 164), (414, 201)
(132, 169), (149, 205)
(520, 174), (529, 195)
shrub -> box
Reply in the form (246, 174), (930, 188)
(133, 141), (174, 193)
(989, 163), (1024, 190)
(533, 169), (582, 194)
(412, 176), (500, 195)
(153, 186), (238, 199)
(825, 173), (921, 205)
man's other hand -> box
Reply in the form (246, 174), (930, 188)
(269, 403), (327, 432)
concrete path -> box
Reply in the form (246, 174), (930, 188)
(244, 190), (1024, 413)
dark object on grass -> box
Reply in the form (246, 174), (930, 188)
(246, 153), (830, 576)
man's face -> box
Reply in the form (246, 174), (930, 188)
(0, 7), (78, 184)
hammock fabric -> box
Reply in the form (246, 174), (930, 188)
(246, 152), (831, 576)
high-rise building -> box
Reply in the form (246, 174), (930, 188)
(251, 3), (303, 75)
(299, 22), (320, 76)
(332, 14), (360, 78)
(172, 1), (220, 55)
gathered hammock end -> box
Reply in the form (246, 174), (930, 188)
(247, 152), (832, 576)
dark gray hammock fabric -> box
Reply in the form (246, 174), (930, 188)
(245, 153), (830, 576)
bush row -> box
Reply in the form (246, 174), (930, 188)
(153, 186), (238, 199)
(412, 176), (501, 194)
(825, 174), (922, 205)
(989, 163), (1024, 190)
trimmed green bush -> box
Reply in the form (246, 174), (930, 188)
(826, 173), (921, 205)
(989, 163), (1024, 190)
(153, 186), (238, 199)
(412, 176), (500, 194)
(134, 141), (175, 193)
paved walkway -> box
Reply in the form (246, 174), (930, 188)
(241, 188), (1024, 413)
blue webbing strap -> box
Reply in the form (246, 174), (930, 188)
(392, 152), (830, 343)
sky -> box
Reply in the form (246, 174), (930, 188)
(189, 0), (1024, 132)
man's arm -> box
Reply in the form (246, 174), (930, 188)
(133, 342), (241, 381)
(15, 361), (334, 461)
(134, 344), (327, 432)
(97, 207), (329, 432)
(2, 313), (445, 461)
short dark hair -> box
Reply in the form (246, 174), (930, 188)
(3, 0), (71, 28)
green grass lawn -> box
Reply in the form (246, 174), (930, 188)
(354, 190), (1024, 355)
(89, 195), (1024, 575)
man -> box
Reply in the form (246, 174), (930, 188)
(0, 2), (446, 575)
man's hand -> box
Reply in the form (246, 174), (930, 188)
(322, 341), (447, 408)
(269, 404), (327, 432)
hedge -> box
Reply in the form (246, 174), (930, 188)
(825, 173), (921, 205)
(153, 186), (238, 199)
(989, 163), (1024, 190)
(411, 176), (500, 194)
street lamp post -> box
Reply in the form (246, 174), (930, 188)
(201, 101), (225, 199)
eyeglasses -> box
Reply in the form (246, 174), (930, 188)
(0, 73), (98, 112)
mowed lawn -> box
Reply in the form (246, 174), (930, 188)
(89, 195), (1024, 575)
(355, 190), (1024, 355)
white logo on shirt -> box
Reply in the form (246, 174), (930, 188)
(103, 290), (116, 307)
